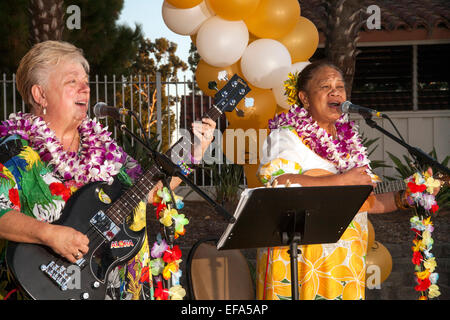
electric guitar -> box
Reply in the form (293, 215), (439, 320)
(6, 74), (251, 300)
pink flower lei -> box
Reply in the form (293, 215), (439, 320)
(268, 106), (371, 173)
(0, 112), (124, 184)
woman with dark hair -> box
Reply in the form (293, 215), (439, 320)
(255, 60), (439, 300)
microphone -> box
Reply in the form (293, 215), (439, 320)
(93, 102), (130, 119)
(340, 101), (384, 118)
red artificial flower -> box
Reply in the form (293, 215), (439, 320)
(154, 281), (169, 300)
(8, 188), (20, 210)
(407, 182), (426, 194)
(430, 204), (439, 214)
(163, 245), (182, 263)
(414, 278), (431, 292)
(49, 182), (71, 202)
(153, 202), (166, 219)
(412, 251), (423, 265)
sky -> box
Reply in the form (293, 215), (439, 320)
(118, 0), (193, 76)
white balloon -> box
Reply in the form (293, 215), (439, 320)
(240, 39), (292, 89)
(162, 1), (212, 36)
(196, 16), (249, 67)
(272, 61), (311, 109)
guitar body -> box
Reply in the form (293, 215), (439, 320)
(303, 168), (374, 212)
(6, 178), (146, 300)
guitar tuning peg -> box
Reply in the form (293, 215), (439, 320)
(235, 108), (244, 117)
(208, 81), (219, 92)
(217, 71), (229, 82)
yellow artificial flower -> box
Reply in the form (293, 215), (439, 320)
(162, 261), (179, 280)
(412, 239), (425, 252)
(422, 216), (433, 226)
(425, 176), (441, 194)
(415, 270), (430, 280)
(169, 285), (186, 300)
(423, 257), (437, 272)
(159, 208), (177, 227)
(428, 284), (441, 298)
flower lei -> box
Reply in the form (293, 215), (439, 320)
(268, 106), (371, 173)
(0, 113), (125, 185)
(406, 171), (441, 299)
(150, 187), (188, 300)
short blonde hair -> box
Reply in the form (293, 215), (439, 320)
(16, 40), (90, 109)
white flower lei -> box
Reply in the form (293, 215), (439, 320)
(0, 112), (124, 184)
(269, 106), (371, 173)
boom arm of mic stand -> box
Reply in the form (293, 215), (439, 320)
(364, 117), (450, 175)
(114, 120), (236, 223)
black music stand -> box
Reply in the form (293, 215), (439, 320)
(217, 185), (373, 300)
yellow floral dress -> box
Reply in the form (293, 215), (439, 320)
(256, 127), (369, 300)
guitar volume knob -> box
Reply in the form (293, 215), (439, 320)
(81, 292), (90, 300)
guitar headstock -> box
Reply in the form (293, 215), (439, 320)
(212, 74), (251, 115)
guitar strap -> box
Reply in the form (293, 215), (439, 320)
(0, 134), (24, 164)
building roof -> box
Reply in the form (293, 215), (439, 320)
(300, 0), (450, 33)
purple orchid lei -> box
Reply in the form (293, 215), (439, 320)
(268, 106), (371, 173)
(0, 112), (127, 185)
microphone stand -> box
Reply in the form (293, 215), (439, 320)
(114, 119), (236, 224)
(363, 115), (450, 175)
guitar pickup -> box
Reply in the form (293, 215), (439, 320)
(90, 210), (120, 241)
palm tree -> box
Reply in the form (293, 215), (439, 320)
(29, 0), (65, 45)
(322, 0), (366, 99)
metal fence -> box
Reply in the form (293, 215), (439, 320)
(1, 72), (245, 188)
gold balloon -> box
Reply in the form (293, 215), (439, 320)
(244, 163), (262, 188)
(244, 0), (300, 39)
(166, 0), (203, 9)
(195, 60), (243, 97)
(366, 241), (392, 285)
(277, 16), (319, 63)
(207, 0), (260, 21)
(367, 219), (375, 252)
(225, 86), (277, 130)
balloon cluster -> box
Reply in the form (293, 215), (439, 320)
(162, 0), (319, 187)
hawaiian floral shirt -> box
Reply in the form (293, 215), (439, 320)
(0, 134), (151, 300)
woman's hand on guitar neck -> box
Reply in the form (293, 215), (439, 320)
(191, 118), (216, 162)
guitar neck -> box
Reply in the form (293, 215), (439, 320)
(103, 74), (250, 225)
(105, 104), (224, 225)
(373, 179), (406, 194)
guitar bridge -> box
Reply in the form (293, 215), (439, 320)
(40, 261), (82, 291)
(90, 210), (121, 241)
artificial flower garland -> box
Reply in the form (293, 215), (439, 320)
(268, 106), (371, 173)
(0, 112), (124, 185)
(405, 171), (441, 299)
(150, 187), (188, 300)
